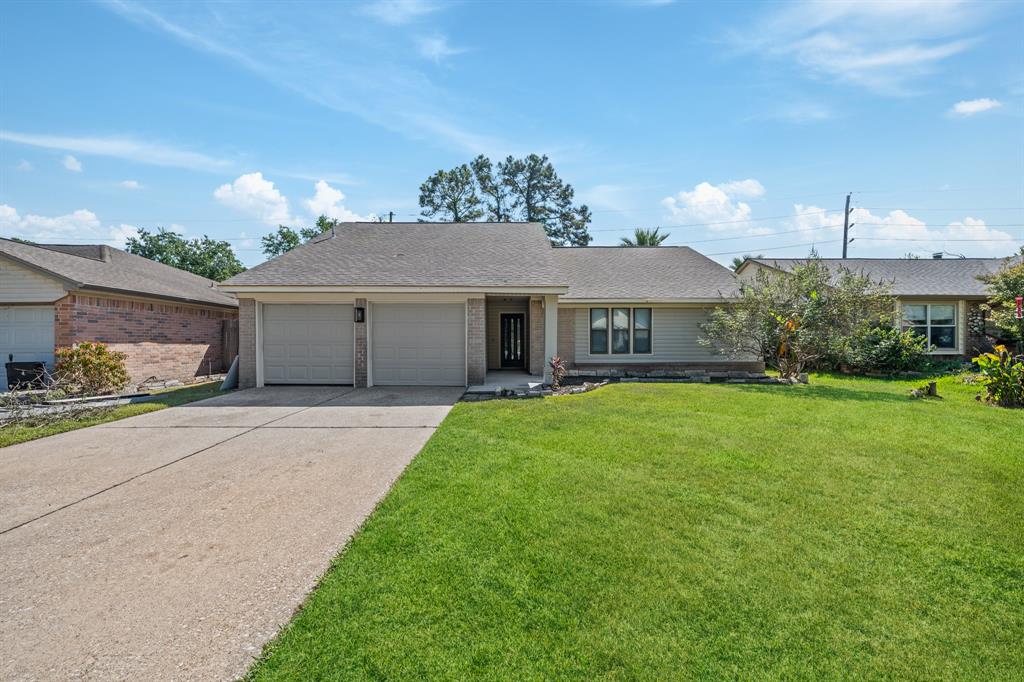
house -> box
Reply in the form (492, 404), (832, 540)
(735, 255), (1019, 357)
(218, 222), (760, 389)
(0, 239), (239, 387)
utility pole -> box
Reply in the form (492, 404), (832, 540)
(388, 211), (393, 223)
(841, 193), (854, 259)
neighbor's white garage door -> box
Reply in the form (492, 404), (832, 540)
(372, 303), (465, 386)
(262, 304), (354, 384)
(0, 305), (55, 367)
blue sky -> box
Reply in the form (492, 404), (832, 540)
(1, 0), (1021, 266)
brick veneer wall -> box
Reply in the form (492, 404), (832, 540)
(467, 298), (486, 385)
(557, 307), (575, 367)
(54, 292), (237, 386)
(529, 297), (544, 375)
(355, 298), (368, 387)
(238, 298), (256, 388)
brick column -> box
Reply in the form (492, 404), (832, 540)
(529, 297), (544, 375)
(354, 298), (368, 387)
(238, 298), (257, 388)
(543, 295), (558, 383)
(466, 298), (486, 385)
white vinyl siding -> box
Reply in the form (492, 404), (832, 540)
(262, 304), (354, 384)
(0, 306), (56, 368)
(0, 257), (66, 303)
(573, 306), (724, 363)
(372, 303), (466, 386)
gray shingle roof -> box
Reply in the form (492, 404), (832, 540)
(222, 222), (564, 288)
(0, 239), (238, 308)
(747, 257), (1018, 297)
(554, 246), (741, 301)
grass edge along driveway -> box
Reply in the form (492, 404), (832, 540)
(247, 374), (1023, 680)
(0, 382), (226, 448)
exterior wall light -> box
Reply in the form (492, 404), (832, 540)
(354, 306), (366, 323)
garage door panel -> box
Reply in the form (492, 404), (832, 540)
(263, 304), (353, 385)
(0, 305), (55, 369)
(372, 303), (465, 386)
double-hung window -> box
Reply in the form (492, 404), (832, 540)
(589, 307), (652, 354)
(902, 303), (957, 350)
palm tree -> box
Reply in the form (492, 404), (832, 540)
(730, 253), (764, 271)
(620, 227), (670, 247)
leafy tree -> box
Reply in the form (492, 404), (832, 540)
(418, 153), (592, 246)
(261, 215), (340, 258)
(125, 227), (245, 281)
(418, 164), (484, 223)
(620, 227), (670, 247)
(978, 247), (1024, 351)
(699, 255), (896, 379)
(731, 253), (764, 271)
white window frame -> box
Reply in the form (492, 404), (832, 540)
(589, 307), (653, 356)
(901, 302), (958, 353)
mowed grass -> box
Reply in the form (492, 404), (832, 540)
(250, 374), (1022, 680)
(0, 381), (226, 448)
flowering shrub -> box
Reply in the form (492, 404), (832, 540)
(54, 342), (131, 396)
(972, 345), (1024, 408)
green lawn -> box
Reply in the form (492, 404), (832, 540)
(249, 374), (1022, 680)
(0, 381), (226, 448)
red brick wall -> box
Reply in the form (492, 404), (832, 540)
(54, 293), (238, 385)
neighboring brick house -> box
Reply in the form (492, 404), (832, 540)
(218, 222), (761, 390)
(1, 239), (238, 387)
(735, 255), (1021, 358)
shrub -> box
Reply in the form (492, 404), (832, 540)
(843, 326), (931, 373)
(54, 342), (131, 396)
(700, 255), (897, 379)
(972, 345), (1024, 408)
(977, 248), (1024, 351)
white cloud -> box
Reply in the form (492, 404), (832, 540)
(359, 0), (439, 25)
(119, 179), (143, 190)
(214, 172), (292, 225)
(63, 154), (82, 172)
(416, 34), (466, 62)
(661, 179), (765, 232)
(787, 203), (1017, 256)
(304, 180), (371, 222)
(15, 159), (33, 172)
(0, 130), (231, 172)
(717, 179), (765, 199)
(950, 97), (1002, 116)
(0, 202), (139, 247)
(107, 224), (141, 247)
(731, 1), (990, 94)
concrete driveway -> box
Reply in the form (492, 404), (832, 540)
(0, 385), (463, 681)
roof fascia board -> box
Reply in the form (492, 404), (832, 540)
(75, 285), (239, 310)
(558, 297), (737, 305)
(218, 284), (569, 295)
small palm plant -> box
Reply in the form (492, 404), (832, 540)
(620, 227), (670, 247)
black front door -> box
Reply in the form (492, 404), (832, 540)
(500, 313), (526, 368)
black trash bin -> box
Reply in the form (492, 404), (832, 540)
(5, 362), (46, 391)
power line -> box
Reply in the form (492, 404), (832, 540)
(703, 240), (844, 257)
(855, 237), (1023, 243)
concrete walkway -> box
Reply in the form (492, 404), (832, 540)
(0, 385), (462, 681)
